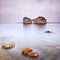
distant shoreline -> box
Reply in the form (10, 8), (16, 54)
(0, 22), (60, 24)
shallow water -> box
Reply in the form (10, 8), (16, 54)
(0, 23), (60, 60)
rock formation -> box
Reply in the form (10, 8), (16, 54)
(23, 17), (32, 24)
(33, 16), (47, 24)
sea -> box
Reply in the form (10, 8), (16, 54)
(0, 22), (60, 60)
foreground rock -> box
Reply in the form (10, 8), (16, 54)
(33, 16), (47, 24)
(23, 17), (32, 24)
(27, 52), (39, 57)
(22, 48), (39, 57)
(2, 42), (15, 49)
(22, 48), (33, 55)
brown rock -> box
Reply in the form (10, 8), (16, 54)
(2, 42), (15, 49)
(22, 48), (39, 57)
(27, 52), (39, 57)
(22, 48), (33, 55)
(23, 17), (32, 24)
(33, 16), (47, 24)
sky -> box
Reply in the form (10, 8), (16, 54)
(0, 0), (60, 22)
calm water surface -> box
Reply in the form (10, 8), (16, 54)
(0, 23), (60, 60)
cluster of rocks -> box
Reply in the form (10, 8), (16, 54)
(2, 42), (39, 57)
(23, 16), (47, 24)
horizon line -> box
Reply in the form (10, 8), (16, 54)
(0, 22), (60, 24)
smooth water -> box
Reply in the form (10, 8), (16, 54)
(0, 23), (60, 60)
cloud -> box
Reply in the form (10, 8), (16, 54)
(0, 0), (60, 22)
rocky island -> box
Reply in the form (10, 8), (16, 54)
(23, 16), (47, 24)
(33, 16), (47, 24)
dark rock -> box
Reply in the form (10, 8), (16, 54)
(45, 30), (52, 33)
(27, 52), (39, 57)
(33, 16), (47, 24)
(23, 17), (32, 24)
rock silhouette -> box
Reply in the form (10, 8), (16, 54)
(23, 16), (47, 24)
(23, 17), (32, 24)
(33, 16), (47, 24)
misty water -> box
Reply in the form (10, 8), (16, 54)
(0, 0), (60, 60)
(0, 23), (60, 60)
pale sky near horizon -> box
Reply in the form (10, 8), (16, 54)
(0, 0), (60, 22)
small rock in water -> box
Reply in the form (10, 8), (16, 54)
(22, 48), (39, 57)
(22, 48), (33, 55)
(2, 42), (15, 49)
(45, 30), (53, 33)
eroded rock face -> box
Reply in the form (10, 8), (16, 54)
(23, 17), (32, 24)
(2, 42), (15, 49)
(33, 16), (47, 24)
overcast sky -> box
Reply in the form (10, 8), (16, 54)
(0, 0), (60, 22)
